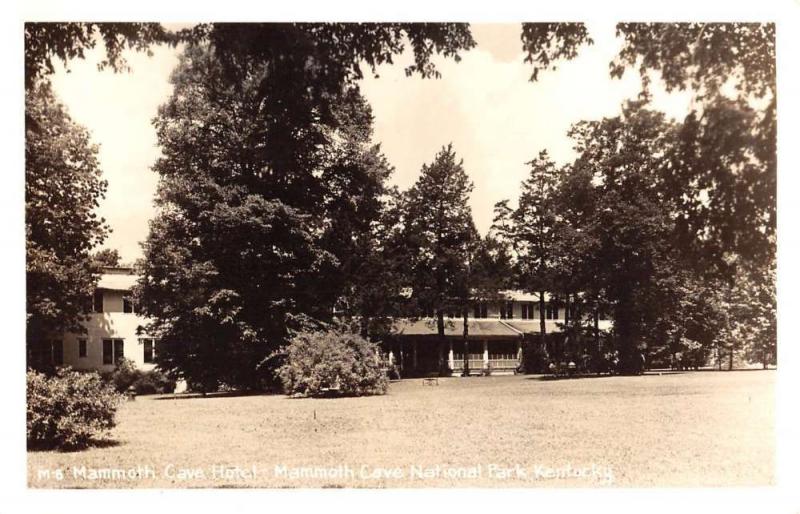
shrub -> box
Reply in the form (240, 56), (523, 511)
(131, 370), (176, 395)
(101, 358), (176, 395)
(102, 358), (139, 392)
(278, 328), (389, 397)
(27, 368), (124, 450)
(521, 339), (549, 374)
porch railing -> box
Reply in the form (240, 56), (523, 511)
(451, 358), (519, 370)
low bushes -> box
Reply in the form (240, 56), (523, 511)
(278, 328), (388, 397)
(102, 358), (176, 395)
(27, 368), (123, 450)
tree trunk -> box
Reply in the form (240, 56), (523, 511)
(614, 294), (636, 374)
(564, 292), (571, 356)
(539, 290), (547, 359)
(436, 310), (446, 378)
(728, 347), (733, 371)
(462, 309), (469, 376)
(593, 307), (600, 354)
(360, 315), (369, 339)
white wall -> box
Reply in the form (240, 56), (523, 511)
(60, 290), (156, 372)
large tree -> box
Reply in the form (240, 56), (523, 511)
(26, 84), (109, 368)
(24, 22), (175, 90)
(496, 151), (563, 355)
(402, 144), (477, 374)
(521, 22), (775, 277)
(135, 26), (476, 389)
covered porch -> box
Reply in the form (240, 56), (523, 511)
(387, 319), (524, 376)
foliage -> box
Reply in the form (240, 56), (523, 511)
(26, 84), (109, 365)
(24, 22), (176, 90)
(100, 358), (176, 395)
(521, 23), (776, 278)
(399, 144), (481, 373)
(402, 144), (477, 316)
(521, 339), (549, 374)
(277, 327), (388, 397)
(137, 25), (474, 390)
(27, 368), (123, 450)
(92, 248), (121, 267)
(520, 23), (593, 81)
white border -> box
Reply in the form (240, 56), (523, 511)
(3, 0), (799, 512)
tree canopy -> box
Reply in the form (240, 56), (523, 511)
(26, 84), (109, 363)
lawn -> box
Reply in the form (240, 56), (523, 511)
(27, 370), (774, 488)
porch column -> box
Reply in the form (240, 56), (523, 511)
(399, 340), (404, 371)
(448, 340), (454, 369)
(413, 340), (418, 369)
(483, 340), (489, 370)
(388, 350), (395, 366)
(517, 339), (523, 363)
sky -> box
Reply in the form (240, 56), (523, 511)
(49, 22), (692, 263)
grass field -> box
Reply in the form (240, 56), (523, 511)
(27, 370), (774, 488)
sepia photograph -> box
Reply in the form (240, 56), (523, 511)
(10, 1), (798, 508)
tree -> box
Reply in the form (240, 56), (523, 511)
(26, 84), (109, 369)
(568, 102), (680, 373)
(136, 25), (475, 389)
(522, 22), (775, 278)
(24, 22), (175, 90)
(503, 150), (563, 356)
(402, 144), (477, 374)
(519, 23), (776, 370)
(312, 90), (407, 339)
(92, 248), (121, 268)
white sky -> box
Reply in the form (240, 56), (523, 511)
(49, 22), (692, 263)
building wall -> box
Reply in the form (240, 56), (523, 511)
(459, 301), (563, 321)
(60, 289), (156, 372)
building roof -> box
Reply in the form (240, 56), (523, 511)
(97, 273), (137, 291)
(499, 290), (552, 302)
(392, 318), (523, 339)
(502, 319), (614, 334)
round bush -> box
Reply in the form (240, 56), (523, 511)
(278, 329), (388, 397)
(27, 368), (124, 450)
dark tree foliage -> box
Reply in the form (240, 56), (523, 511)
(136, 24), (475, 390)
(92, 248), (121, 268)
(403, 144), (477, 316)
(26, 84), (109, 365)
(521, 22), (776, 277)
(520, 23), (593, 81)
(611, 23), (774, 99)
(496, 151), (564, 349)
(401, 144), (478, 371)
(569, 102), (680, 372)
(24, 22), (175, 90)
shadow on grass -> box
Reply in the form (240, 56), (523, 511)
(152, 390), (281, 401)
(527, 372), (684, 381)
(28, 438), (122, 453)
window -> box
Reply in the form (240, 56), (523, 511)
(546, 302), (559, 320)
(103, 339), (113, 364)
(521, 302), (535, 320)
(93, 290), (104, 313)
(473, 302), (488, 319)
(102, 338), (124, 365)
(500, 301), (514, 319)
(114, 339), (125, 363)
(141, 338), (154, 364)
(123, 297), (135, 314)
(566, 304), (578, 322)
(52, 340), (63, 366)
(78, 339), (87, 358)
